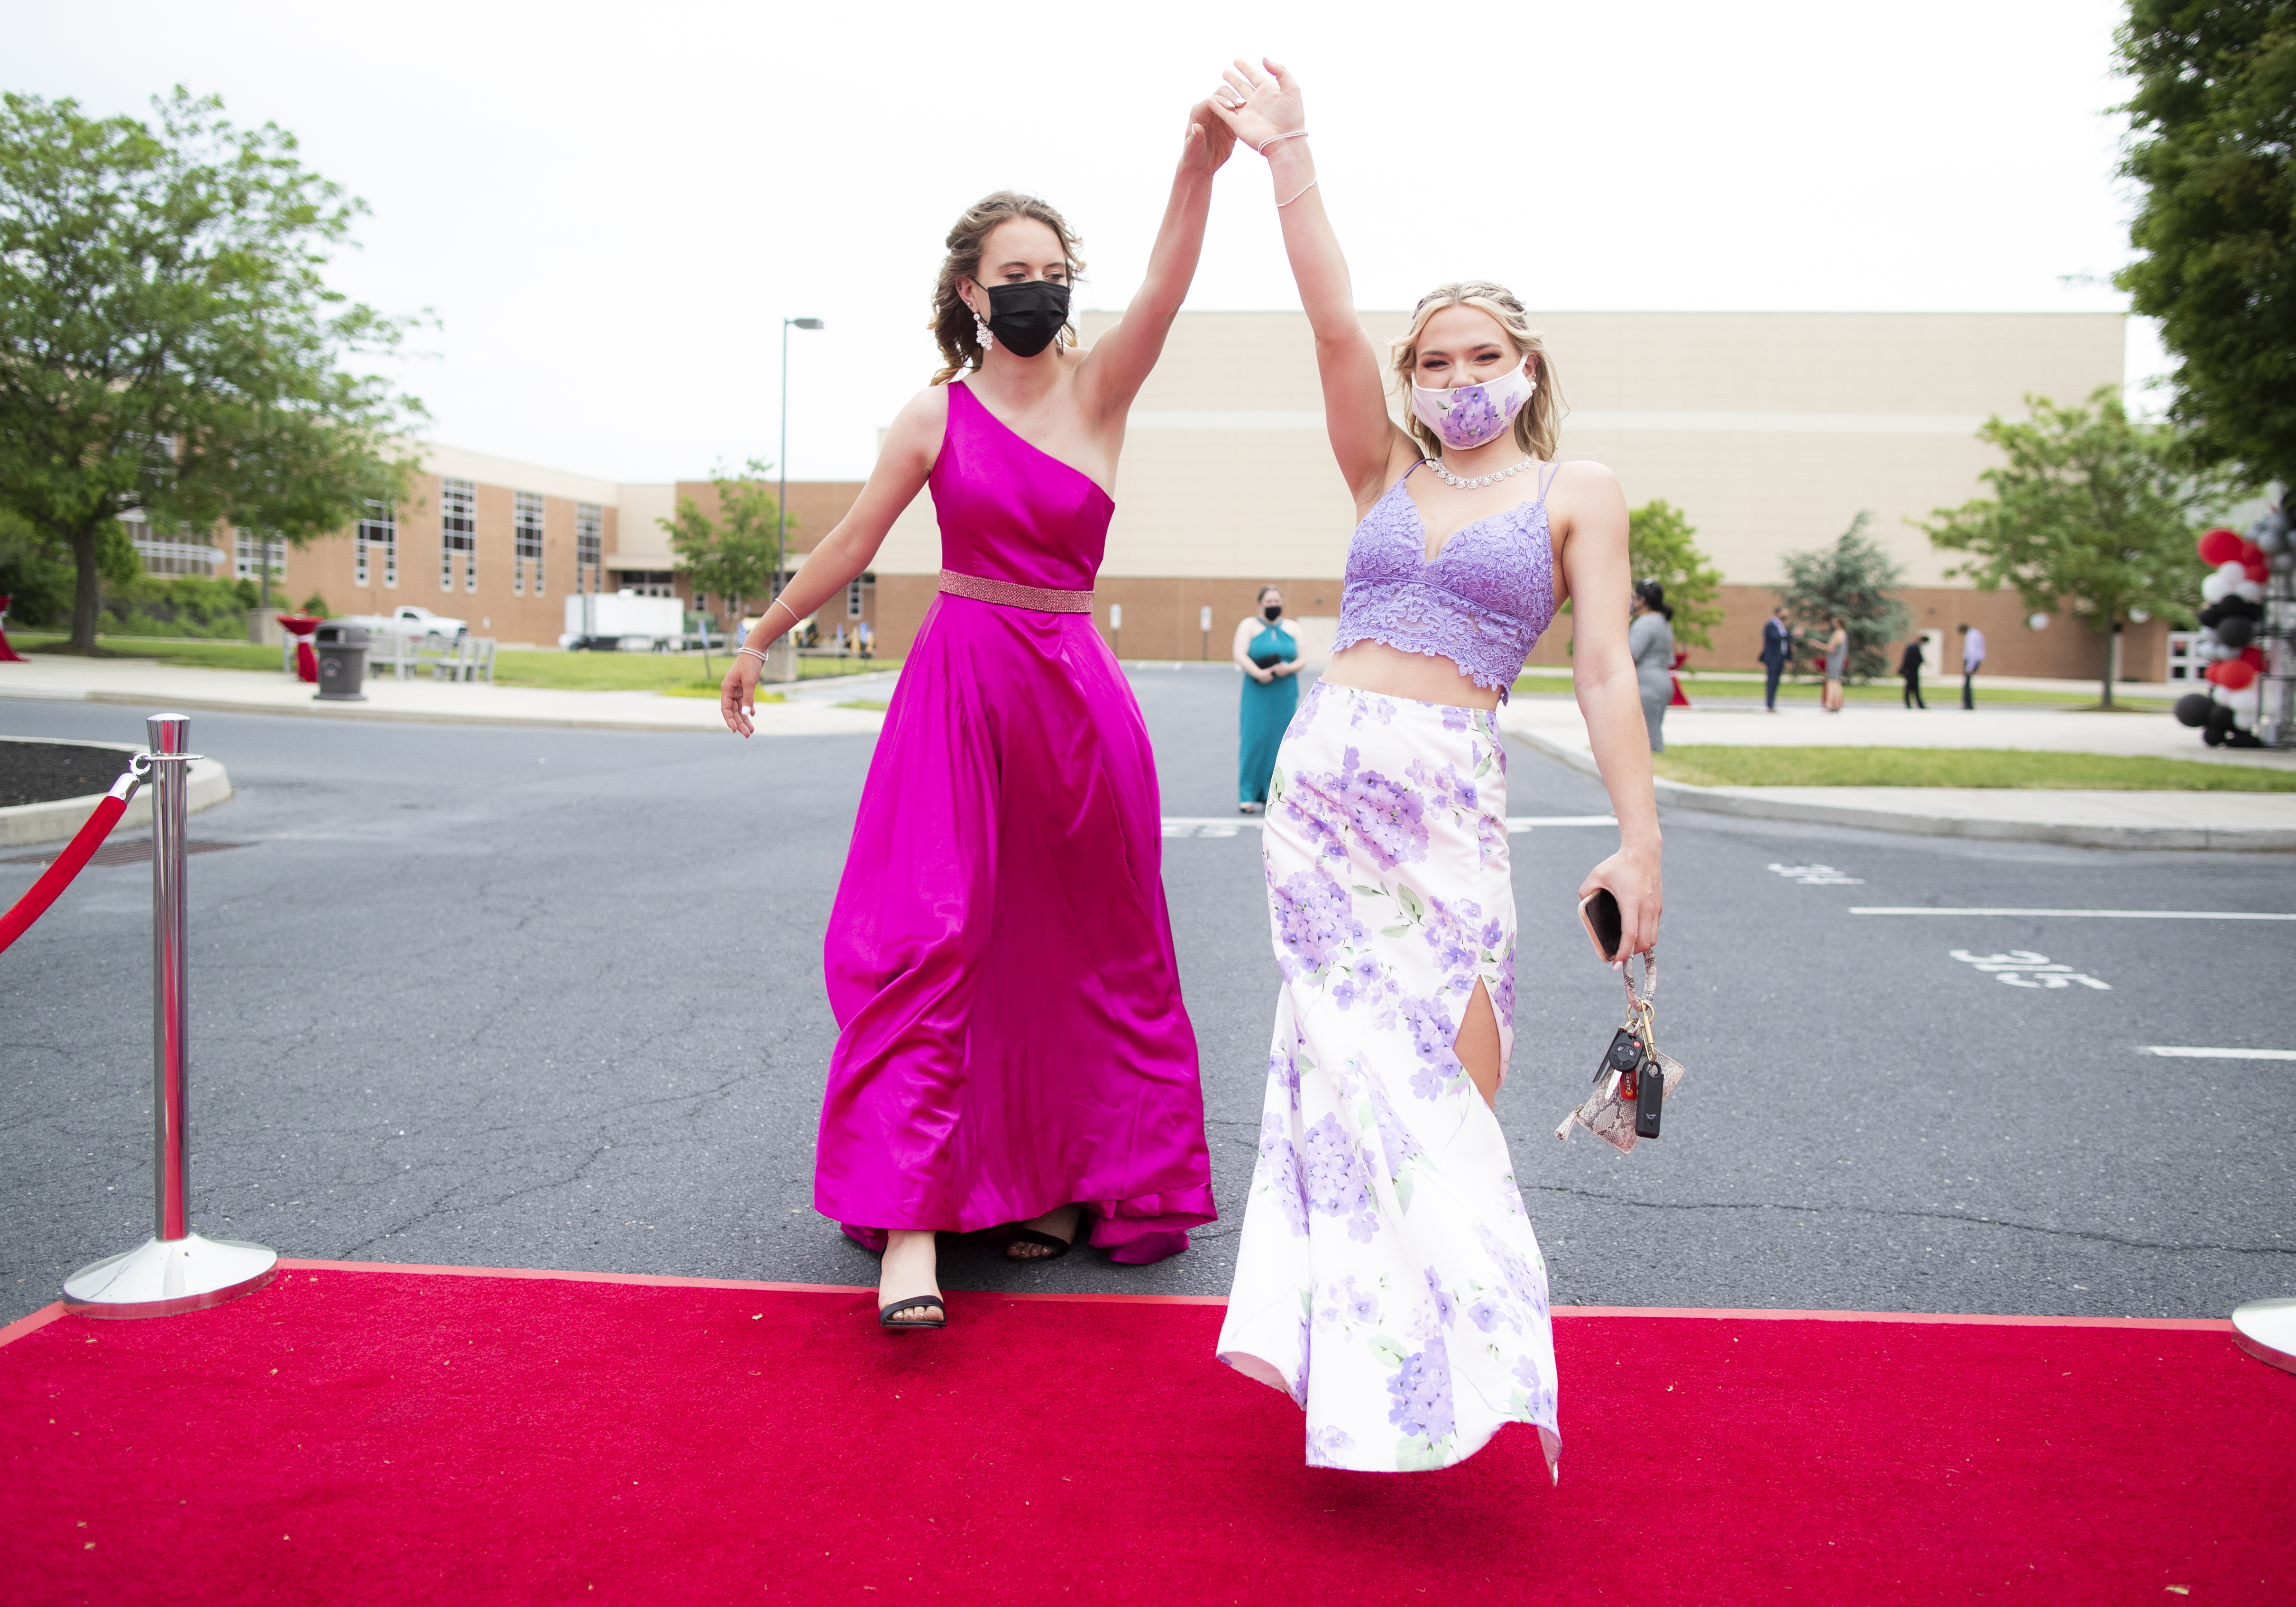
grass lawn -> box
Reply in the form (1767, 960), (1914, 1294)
(14, 634), (283, 672)
(492, 651), (894, 691)
(1651, 745), (2296, 791)
(1506, 667), (2169, 711)
(12, 634), (890, 694)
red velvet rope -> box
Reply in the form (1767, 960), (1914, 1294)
(0, 772), (138, 956)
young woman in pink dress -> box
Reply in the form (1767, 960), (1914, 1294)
(719, 109), (1235, 1330)
(1206, 60), (1663, 1474)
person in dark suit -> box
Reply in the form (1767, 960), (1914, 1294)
(1899, 638), (1926, 708)
(1759, 606), (1792, 713)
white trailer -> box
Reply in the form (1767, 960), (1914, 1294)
(561, 590), (685, 652)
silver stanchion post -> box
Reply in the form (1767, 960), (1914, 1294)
(2232, 1299), (2296, 1375)
(62, 713), (276, 1317)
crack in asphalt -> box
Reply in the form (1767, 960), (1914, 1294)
(1520, 1182), (2296, 1257)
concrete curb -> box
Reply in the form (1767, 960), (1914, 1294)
(79, 689), (720, 735)
(1504, 728), (2296, 853)
(0, 737), (233, 848)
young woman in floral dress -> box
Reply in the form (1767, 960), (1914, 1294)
(1207, 59), (1662, 1476)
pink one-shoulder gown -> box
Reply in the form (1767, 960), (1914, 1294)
(814, 382), (1214, 1264)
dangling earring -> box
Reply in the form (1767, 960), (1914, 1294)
(973, 304), (993, 352)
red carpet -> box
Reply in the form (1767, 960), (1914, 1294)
(2, 1259), (2289, 1606)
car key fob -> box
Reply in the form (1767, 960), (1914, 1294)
(1603, 1027), (1642, 1075)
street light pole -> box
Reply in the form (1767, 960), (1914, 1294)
(779, 317), (826, 617)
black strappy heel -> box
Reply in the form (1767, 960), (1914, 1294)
(878, 1295), (946, 1329)
(1004, 1228), (1074, 1262)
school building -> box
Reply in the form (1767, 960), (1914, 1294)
(165, 308), (2158, 679)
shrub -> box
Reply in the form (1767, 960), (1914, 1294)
(101, 574), (262, 639)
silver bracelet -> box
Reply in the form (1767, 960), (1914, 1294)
(768, 596), (799, 628)
(1256, 129), (1310, 154)
(735, 646), (771, 666)
(1277, 178), (1318, 209)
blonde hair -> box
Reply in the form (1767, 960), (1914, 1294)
(928, 191), (1084, 385)
(1389, 281), (1563, 461)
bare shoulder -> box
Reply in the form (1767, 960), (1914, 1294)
(891, 384), (952, 432)
(1548, 458), (1622, 500)
(881, 385), (952, 471)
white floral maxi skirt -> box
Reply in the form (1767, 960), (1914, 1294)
(1215, 683), (1561, 1478)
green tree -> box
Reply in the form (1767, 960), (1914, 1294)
(1778, 512), (1914, 682)
(662, 459), (788, 624)
(2116, 3), (2296, 489)
(1626, 498), (1724, 651)
(1922, 388), (2227, 707)
(0, 89), (422, 652)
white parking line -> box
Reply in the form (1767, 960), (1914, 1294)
(1853, 908), (2296, 921)
(2144, 1046), (2296, 1060)
(1161, 815), (1616, 838)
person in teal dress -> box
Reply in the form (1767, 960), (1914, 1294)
(1232, 584), (1302, 813)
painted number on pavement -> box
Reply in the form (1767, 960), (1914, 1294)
(1950, 949), (2111, 990)
(1769, 862), (1864, 885)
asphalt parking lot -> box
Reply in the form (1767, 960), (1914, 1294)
(2, 668), (2291, 1326)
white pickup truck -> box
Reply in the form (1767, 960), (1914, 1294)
(337, 605), (469, 642)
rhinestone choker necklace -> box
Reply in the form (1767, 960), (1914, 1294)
(1427, 454), (1539, 490)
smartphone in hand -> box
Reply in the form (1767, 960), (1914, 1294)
(1579, 888), (1624, 962)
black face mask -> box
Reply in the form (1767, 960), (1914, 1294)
(1263, 604), (1282, 621)
(983, 279), (1071, 358)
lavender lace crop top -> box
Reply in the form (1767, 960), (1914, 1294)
(1330, 460), (1561, 698)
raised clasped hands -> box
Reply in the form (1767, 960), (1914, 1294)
(1181, 97), (1239, 176)
(1207, 56), (1304, 151)
(720, 652), (762, 739)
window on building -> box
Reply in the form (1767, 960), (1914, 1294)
(514, 490), (544, 597)
(2167, 631), (2202, 681)
(356, 500), (397, 588)
(847, 579), (864, 619)
(124, 516), (223, 577)
(615, 569), (677, 599)
(233, 529), (283, 582)
(576, 502), (602, 591)
(441, 478), (476, 592)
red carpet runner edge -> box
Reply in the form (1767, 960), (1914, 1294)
(2, 1258), (2289, 1606)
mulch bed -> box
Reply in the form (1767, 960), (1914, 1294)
(0, 740), (133, 808)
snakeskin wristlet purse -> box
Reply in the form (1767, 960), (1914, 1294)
(1555, 950), (1686, 1156)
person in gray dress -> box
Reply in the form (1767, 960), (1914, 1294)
(1628, 580), (1676, 752)
(1822, 617), (1848, 712)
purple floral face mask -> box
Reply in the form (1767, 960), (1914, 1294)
(1409, 361), (1535, 451)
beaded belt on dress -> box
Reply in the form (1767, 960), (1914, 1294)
(937, 569), (1095, 614)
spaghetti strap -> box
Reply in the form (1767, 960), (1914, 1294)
(1536, 460), (1562, 501)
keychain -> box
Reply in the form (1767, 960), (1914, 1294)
(1555, 950), (1687, 1155)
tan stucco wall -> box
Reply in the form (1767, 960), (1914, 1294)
(876, 307), (2123, 591)
(272, 308), (2129, 663)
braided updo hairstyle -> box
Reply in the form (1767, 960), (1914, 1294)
(928, 191), (1085, 385)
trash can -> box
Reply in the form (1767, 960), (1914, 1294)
(313, 622), (369, 702)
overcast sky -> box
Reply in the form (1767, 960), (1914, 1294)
(13, 0), (2162, 484)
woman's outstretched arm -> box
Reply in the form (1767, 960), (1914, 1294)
(1078, 101), (1235, 421)
(1210, 59), (1411, 506)
(1557, 463), (1664, 955)
(718, 387), (942, 736)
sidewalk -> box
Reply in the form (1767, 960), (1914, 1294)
(1499, 698), (2296, 850)
(0, 653), (888, 736)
